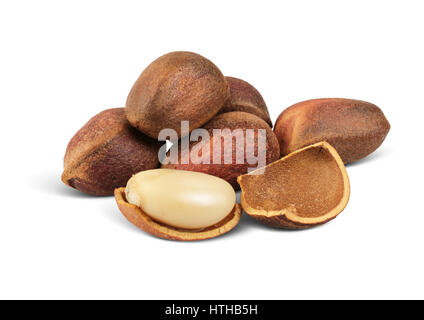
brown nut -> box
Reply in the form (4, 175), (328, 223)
(125, 51), (229, 139)
(220, 76), (273, 126)
(274, 98), (390, 164)
(238, 141), (350, 229)
(62, 108), (161, 196)
(162, 111), (280, 189)
(114, 169), (241, 241)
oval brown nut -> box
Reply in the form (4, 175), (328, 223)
(274, 98), (391, 164)
(238, 141), (350, 229)
(162, 111), (280, 189)
(126, 51), (229, 139)
(219, 76), (273, 126)
(62, 108), (161, 196)
(114, 169), (241, 241)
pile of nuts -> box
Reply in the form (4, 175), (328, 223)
(62, 51), (390, 241)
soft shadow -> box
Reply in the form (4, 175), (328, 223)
(98, 199), (145, 234)
(30, 171), (106, 199)
(345, 147), (392, 168)
(229, 212), (265, 235)
(226, 191), (265, 236)
(231, 211), (320, 235)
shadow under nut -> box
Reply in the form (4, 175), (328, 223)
(274, 98), (391, 164)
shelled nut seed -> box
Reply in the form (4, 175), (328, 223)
(115, 169), (241, 240)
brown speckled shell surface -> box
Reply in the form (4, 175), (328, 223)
(237, 142), (350, 229)
(62, 108), (161, 196)
(126, 51), (229, 139)
(274, 98), (390, 164)
(220, 77), (272, 126)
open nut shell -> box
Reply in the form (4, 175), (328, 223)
(237, 141), (350, 229)
(114, 188), (242, 241)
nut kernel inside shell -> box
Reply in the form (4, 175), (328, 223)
(125, 169), (236, 230)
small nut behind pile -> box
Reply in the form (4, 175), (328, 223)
(115, 169), (241, 241)
(220, 76), (273, 126)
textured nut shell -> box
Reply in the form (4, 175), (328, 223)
(274, 98), (390, 164)
(62, 108), (161, 196)
(238, 142), (350, 229)
(220, 77), (272, 126)
(162, 111), (280, 189)
(114, 188), (241, 241)
(126, 51), (229, 139)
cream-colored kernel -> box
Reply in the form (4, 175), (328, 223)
(125, 169), (236, 229)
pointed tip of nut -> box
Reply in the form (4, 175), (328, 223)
(61, 170), (71, 187)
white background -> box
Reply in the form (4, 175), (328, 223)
(0, 0), (423, 299)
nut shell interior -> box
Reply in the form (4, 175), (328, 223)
(237, 141), (350, 229)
